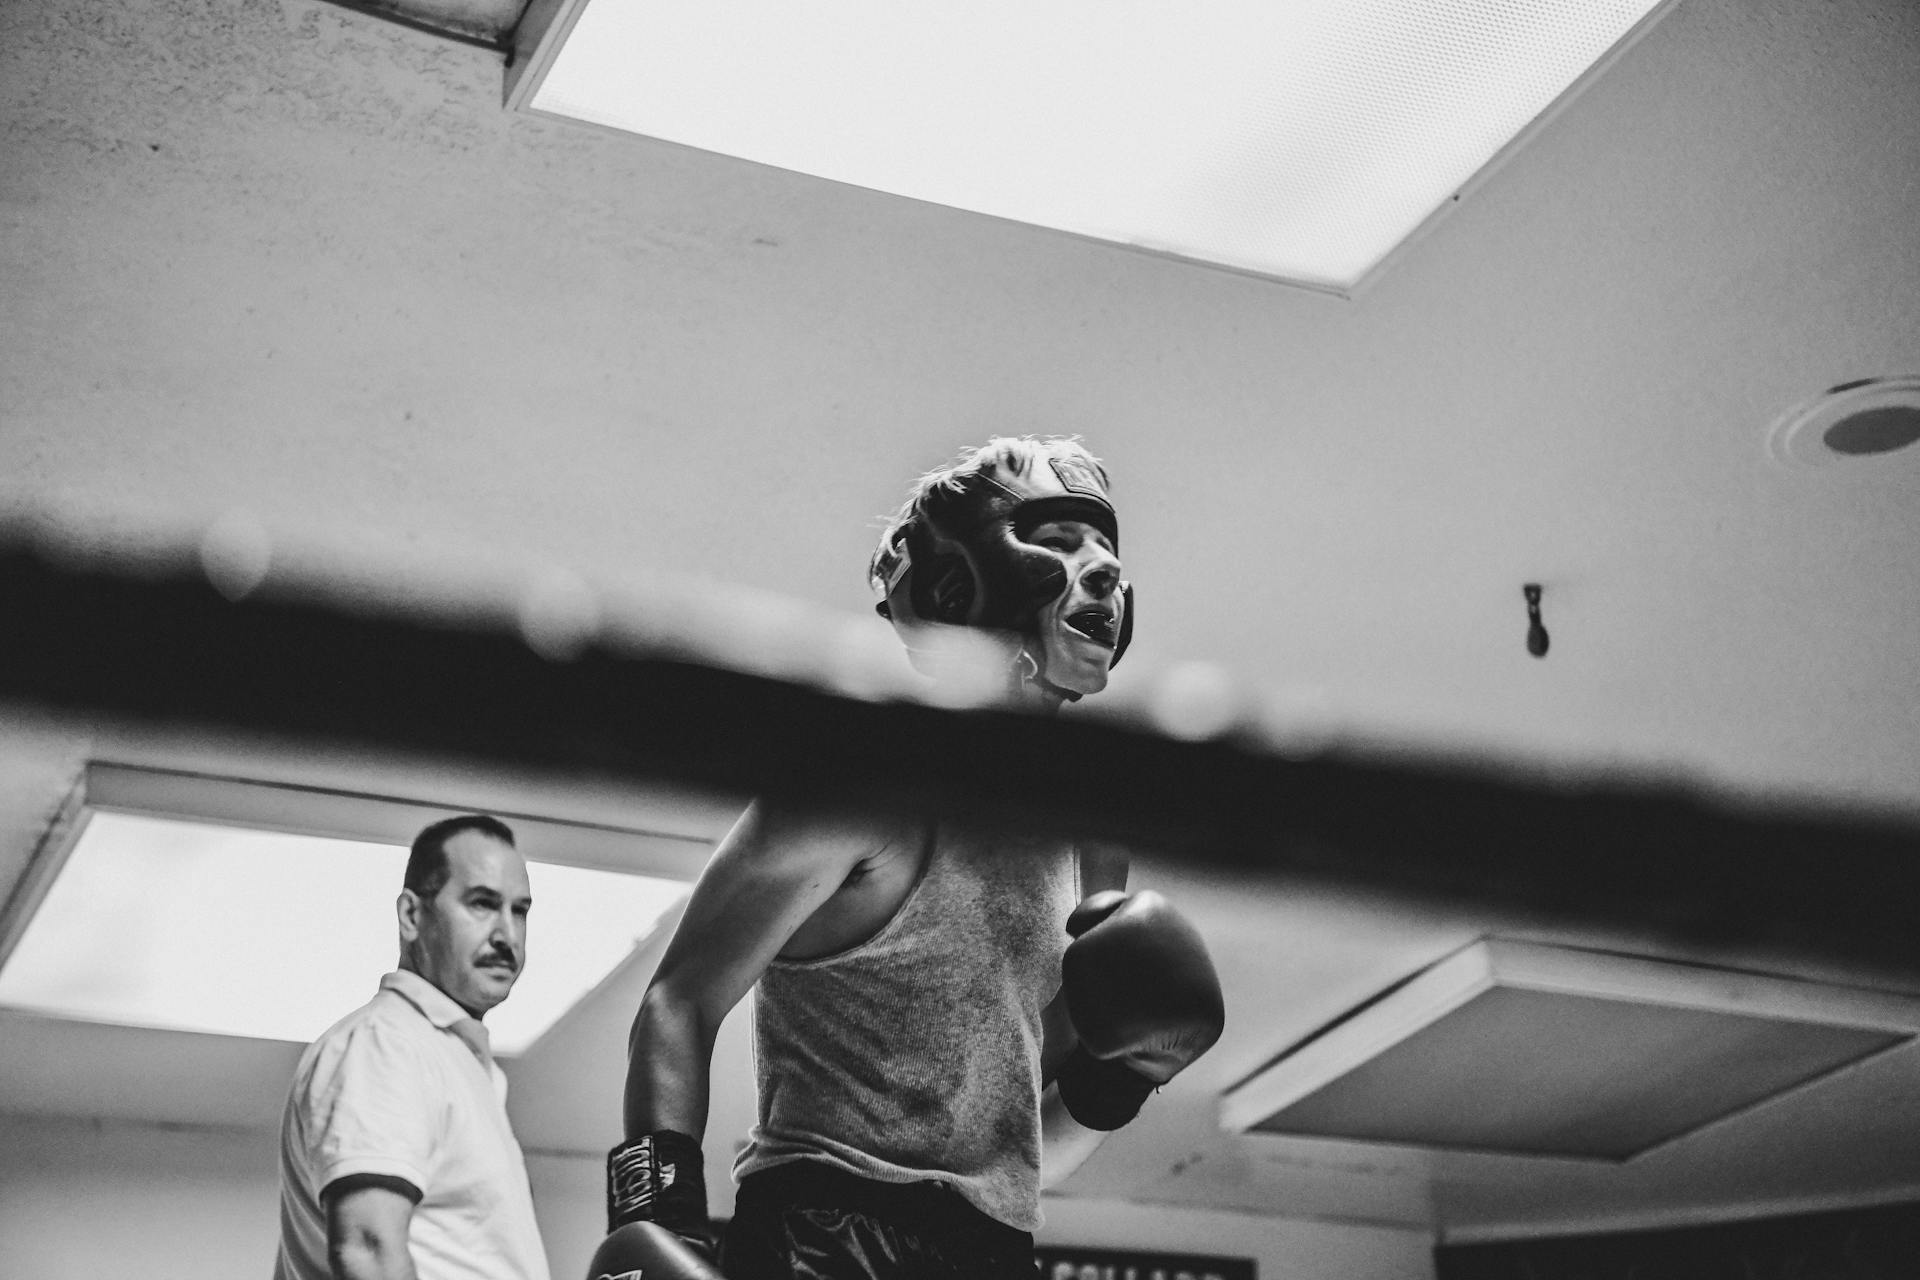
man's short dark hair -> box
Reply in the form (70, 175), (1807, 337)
(404, 814), (516, 900)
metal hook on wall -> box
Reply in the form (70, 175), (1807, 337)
(1523, 583), (1549, 658)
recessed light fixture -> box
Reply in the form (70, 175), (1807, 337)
(0, 765), (705, 1056)
(1768, 376), (1920, 469)
(1221, 939), (1916, 1160)
(508, 0), (1675, 294)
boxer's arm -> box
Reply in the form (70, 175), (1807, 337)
(1076, 841), (1130, 902)
(623, 798), (882, 1141)
(1038, 840), (1130, 1187)
(325, 1177), (419, 1280)
(1040, 1079), (1108, 1189)
(1041, 838), (1129, 1078)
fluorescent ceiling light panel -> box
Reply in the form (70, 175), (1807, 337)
(0, 812), (687, 1056)
(522, 0), (1669, 291)
(1221, 939), (1918, 1159)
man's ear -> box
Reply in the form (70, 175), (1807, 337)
(396, 889), (423, 944)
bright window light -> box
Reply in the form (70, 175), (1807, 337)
(522, 0), (1670, 292)
(0, 812), (687, 1056)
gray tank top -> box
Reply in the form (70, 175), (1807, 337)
(733, 820), (1079, 1231)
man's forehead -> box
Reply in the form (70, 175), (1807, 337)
(443, 832), (531, 892)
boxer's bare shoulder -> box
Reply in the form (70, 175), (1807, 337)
(637, 800), (902, 1027)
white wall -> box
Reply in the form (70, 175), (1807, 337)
(0, 1114), (281, 1280)
(0, 1114), (609, 1280)
(0, 1113), (1432, 1280)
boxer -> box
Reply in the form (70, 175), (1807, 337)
(592, 438), (1223, 1280)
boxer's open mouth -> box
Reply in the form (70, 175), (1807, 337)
(1064, 607), (1116, 647)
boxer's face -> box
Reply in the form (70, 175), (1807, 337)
(400, 830), (532, 1019)
(1028, 518), (1125, 697)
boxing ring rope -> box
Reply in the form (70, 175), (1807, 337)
(3, 525), (1918, 975)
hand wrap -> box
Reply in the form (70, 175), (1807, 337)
(605, 1130), (711, 1249)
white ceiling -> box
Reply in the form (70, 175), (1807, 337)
(3, 0), (1919, 1245)
(518, 0), (1674, 291)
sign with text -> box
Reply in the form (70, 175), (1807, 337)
(1035, 1246), (1256, 1280)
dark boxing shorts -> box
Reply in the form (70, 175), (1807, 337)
(722, 1162), (1037, 1280)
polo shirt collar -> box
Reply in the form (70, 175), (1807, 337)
(380, 968), (477, 1032)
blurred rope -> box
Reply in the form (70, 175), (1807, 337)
(3, 536), (1918, 974)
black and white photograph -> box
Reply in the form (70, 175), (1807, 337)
(2, 1), (1918, 1277)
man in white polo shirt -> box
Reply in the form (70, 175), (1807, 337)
(275, 814), (550, 1280)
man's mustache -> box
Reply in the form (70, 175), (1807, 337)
(477, 945), (519, 971)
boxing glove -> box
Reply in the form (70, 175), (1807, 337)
(1057, 890), (1224, 1129)
(587, 1221), (726, 1280)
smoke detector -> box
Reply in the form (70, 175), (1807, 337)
(1769, 376), (1920, 469)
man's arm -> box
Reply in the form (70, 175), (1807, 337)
(599, 798), (883, 1265)
(1038, 840), (1130, 1188)
(325, 1177), (420, 1280)
(623, 798), (883, 1141)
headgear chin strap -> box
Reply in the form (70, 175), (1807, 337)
(874, 447), (1134, 691)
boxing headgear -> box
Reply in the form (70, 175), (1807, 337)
(873, 444), (1134, 681)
